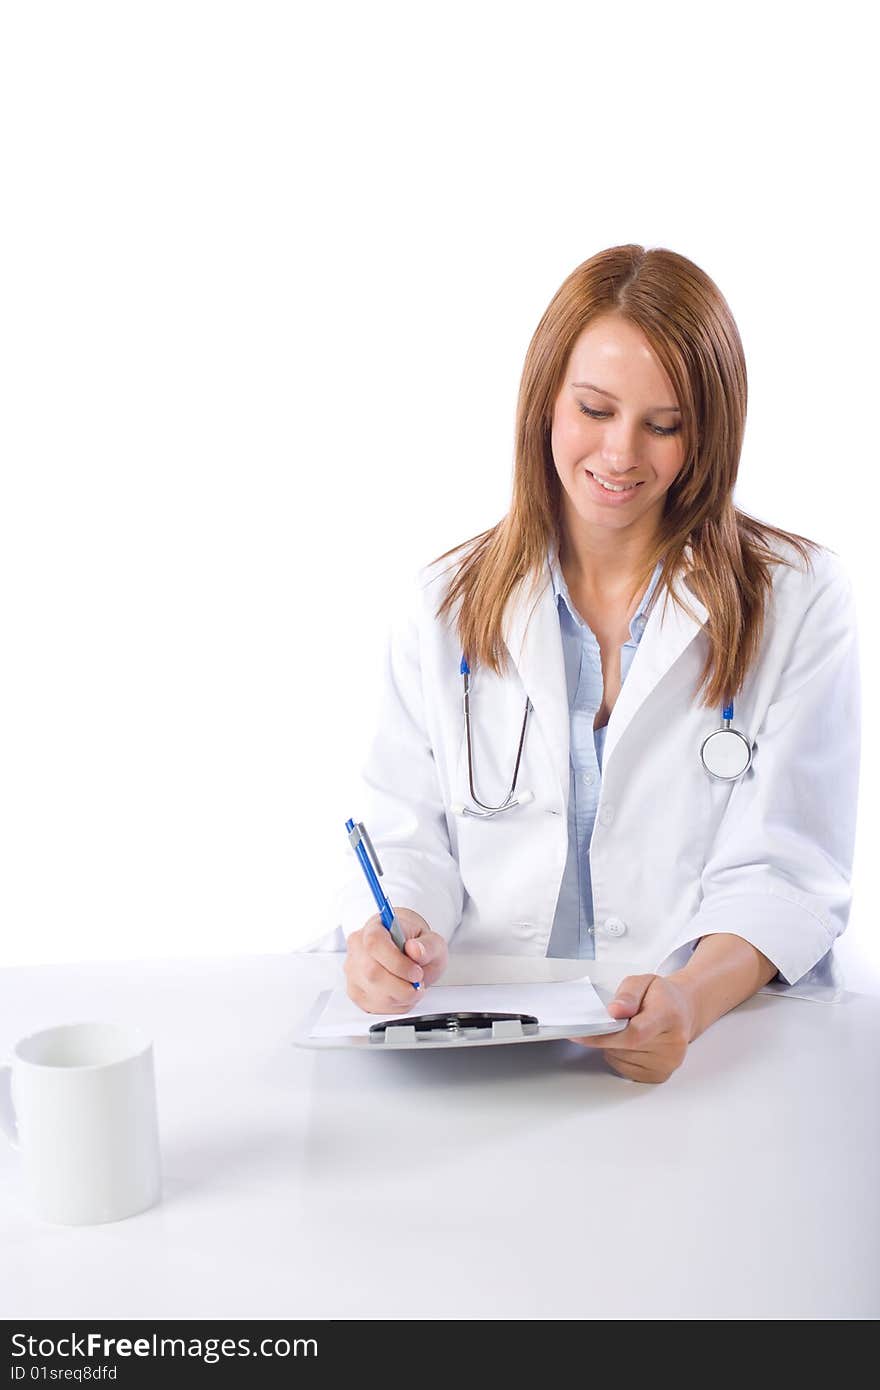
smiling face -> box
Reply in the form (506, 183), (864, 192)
(549, 313), (687, 553)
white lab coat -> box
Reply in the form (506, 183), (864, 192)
(314, 537), (860, 1002)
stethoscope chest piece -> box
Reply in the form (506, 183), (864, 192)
(700, 702), (752, 782)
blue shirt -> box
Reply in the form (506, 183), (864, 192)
(546, 553), (664, 959)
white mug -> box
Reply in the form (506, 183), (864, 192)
(0, 1021), (162, 1225)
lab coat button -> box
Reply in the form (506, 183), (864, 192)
(598, 804), (614, 826)
(603, 917), (627, 938)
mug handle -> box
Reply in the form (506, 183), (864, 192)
(0, 1062), (19, 1150)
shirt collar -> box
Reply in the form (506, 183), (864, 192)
(548, 547), (664, 643)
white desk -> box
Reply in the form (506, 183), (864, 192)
(2, 952), (879, 1320)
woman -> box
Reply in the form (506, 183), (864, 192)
(331, 244), (860, 1083)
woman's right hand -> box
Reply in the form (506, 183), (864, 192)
(344, 907), (448, 1013)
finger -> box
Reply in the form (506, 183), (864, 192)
(568, 1016), (675, 1052)
(404, 931), (445, 966)
(348, 986), (420, 1015)
(606, 974), (656, 1019)
(570, 1022), (671, 1052)
(568, 1027), (636, 1051)
(360, 978), (424, 1013)
(602, 1051), (670, 1084)
(361, 921), (424, 985)
(567, 1037), (657, 1079)
(602, 1054), (652, 1083)
(346, 957), (426, 1013)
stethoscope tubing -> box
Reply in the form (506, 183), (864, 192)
(458, 655), (752, 817)
(461, 657), (531, 814)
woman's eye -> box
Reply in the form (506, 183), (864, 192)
(577, 402), (680, 437)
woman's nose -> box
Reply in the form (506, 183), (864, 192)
(598, 418), (643, 469)
(599, 442), (640, 472)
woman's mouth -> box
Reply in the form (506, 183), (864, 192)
(584, 469), (645, 503)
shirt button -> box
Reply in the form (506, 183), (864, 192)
(581, 771), (595, 786)
(603, 917), (627, 938)
(598, 804), (614, 826)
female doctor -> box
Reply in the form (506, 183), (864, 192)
(335, 243), (861, 1084)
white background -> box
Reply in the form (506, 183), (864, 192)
(1, 2), (876, 989)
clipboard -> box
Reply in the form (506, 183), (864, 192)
(293, 984), (629, 1050)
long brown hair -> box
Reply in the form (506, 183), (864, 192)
(434, 244), (818, 709)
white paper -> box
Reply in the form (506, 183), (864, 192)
(309, 976), (611, 1038)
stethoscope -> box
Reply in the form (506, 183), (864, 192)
(454, 656), (753, 819)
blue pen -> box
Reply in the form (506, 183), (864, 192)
(345, 818), (420, 990)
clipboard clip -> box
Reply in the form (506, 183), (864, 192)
(369, 1011), (539, 1045)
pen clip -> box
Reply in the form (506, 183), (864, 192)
(348, 821), (383, 876)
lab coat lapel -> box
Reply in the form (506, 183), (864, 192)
(502, 565), (570, 806)
(601, 567), (709, 771)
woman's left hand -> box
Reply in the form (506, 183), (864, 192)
(568, 974), (696, 1084)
